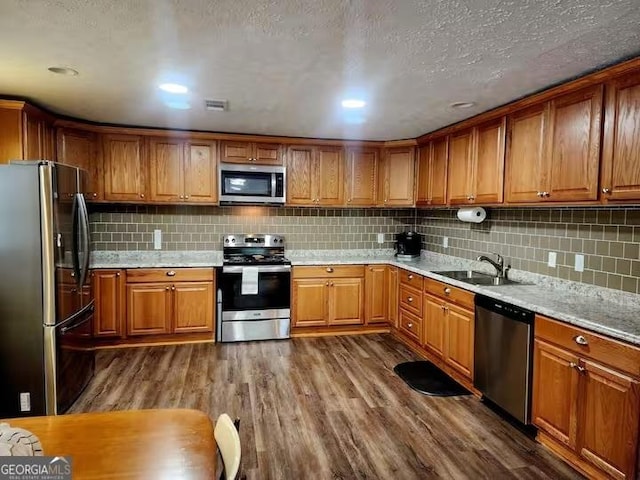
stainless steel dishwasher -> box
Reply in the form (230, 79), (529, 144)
(474, 294), (534, 424)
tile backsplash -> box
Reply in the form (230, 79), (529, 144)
(89, 205), (415, 252)
(416, 207), (640, 294)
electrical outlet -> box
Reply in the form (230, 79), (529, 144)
(377, 233), (384, 244)
(574, 254), (584, 272)
(548, 252), (557, 268)
(153, 229), (162, 250)
(20, 392), (31, 412)
(443, 237), (449, 248)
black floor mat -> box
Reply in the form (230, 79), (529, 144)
(394, 361), (470, 396)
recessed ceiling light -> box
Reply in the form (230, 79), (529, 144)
(48, 66), (79, 76)
(450, 101), (475, 109)
(159, 83), (189, 94)
(341, 99), (366, 109)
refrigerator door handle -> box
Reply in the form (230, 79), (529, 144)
(58, 299), (95, 330)
(71, 193), (82, 288)
(77, 193), (91, 289)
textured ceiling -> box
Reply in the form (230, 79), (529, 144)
(1, 1), (639, 140)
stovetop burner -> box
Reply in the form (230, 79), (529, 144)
(222, 233), (289, 266)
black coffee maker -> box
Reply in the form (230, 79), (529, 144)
(395, 231), (422, 259)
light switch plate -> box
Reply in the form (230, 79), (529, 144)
(548, 252), (557, 268)
(153, 229), (162, 250)
(574, 254), (584, 272)
(443, 236), (449, 248)
(377, 233), (384, 244)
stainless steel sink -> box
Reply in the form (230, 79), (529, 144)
(434, 270), (523, 286)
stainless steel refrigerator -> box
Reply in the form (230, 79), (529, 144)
(0, 161), (95, 417)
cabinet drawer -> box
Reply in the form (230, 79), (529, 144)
(536, 315), (640, 378)
(399, 269), (423, 290)
(399, 284), (422, 317)
(424, 278), (474, 310)
(293, 265), (365, 279)
(399, 308), (422, 344)
(126, 268), (214, 283)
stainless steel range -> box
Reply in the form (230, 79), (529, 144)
(217, 234), (291, 342)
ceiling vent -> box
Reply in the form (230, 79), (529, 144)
(204, 99), (228, 112)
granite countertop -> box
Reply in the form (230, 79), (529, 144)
(90, 249), (640, 346)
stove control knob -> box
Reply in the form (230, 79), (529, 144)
(231, 238), (236, 244)
(224, 239), (229, 244)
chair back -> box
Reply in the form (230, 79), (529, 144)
(215, 414), (241, 480)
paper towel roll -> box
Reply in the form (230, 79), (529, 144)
(457, 207), (487, 223)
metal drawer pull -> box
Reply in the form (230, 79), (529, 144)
(444, 287), (451, 295)
(408, 274), (414, 280)
(166, 271), (176, 276)
(574, 335), (588, 345)
(326, 267), (334, 273)
(570, 362), (586, 374)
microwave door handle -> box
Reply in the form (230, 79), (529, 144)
(271, 173), (276, 199)
(77, 193), (91, 288)
(71, 193), (82, 288)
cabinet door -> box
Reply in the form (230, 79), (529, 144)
(220, 140), (252, 163)
(546, 85), (603, 202)
(387, 267), (398, 328)
(365, 266), (387, 324)
(184, 141), (217, 203)
(430, 138), (449, 205)
(149, 138), (184, 202)
(416, 145), (431, 204)
(329, 278), (364, 326)
(41, 123), (56, 162)
(103, 134), (146, 202)
(444, 304), (474, 380)
(473, 117), (505, 204)
(57, 128), (102, 200)
(126, 283), (172, 335)
(381, 147), (415, 206)
(532, 339), (580, 449)
(292, 279), (328, 327)
(345, 148), (378, 206)
(92, 270), (125, 338)
(316, 146), (344, 205)
(423, 294), (445, 359)
(173, 282), (214, 333)
(286, 145), (316, 205)
(447, 130), (474, 204)
(254, 143), (282, 165)
(22, 113), (42, 160)
(601, 72), (640, 201)
(578, 359), (640, 480)
(505, 104), (548, 203)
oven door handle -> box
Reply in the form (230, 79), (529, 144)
(222, 265), (291, 274)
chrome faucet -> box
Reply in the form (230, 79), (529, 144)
(477, 253), (508, 278)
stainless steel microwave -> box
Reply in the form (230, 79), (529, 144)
(218, 163), (286, 205)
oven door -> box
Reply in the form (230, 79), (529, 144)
(220, 265), (291, 316)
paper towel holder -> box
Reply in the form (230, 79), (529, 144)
(457, 206), (487, 223)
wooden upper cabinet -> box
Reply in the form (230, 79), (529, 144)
(286, 145), (315, 205)
(184, 141), (217, 203)
(416, 144), (430, 204)
(447, 130), (474, 204)
(365, 265), (387, 324)
(22, 109), (55, 161)
(345, 147), (379, 206)
(57, 128), (102, 200)
(102, 134), (147, 202)
(601, 72), (640, 201)
(379, 147), (415, 206)
(148, 138), (184, 202)
(546, 85), (603, 202)
(473, 117), (505, 204)
(505, 103), (548, 203)
(220, 140), (282, 165)
(286, 145), (344, 206)
(417, 137), (450, 206)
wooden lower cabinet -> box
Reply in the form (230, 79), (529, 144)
(173, 282), (214, 333)
(365, 265), (387, 324)
(291, 278), (329, 327)
(533, 315), (640, 479)
(92, 269), (125, 338)
(423, 294), (445, 358)
(387, 267), (398, 328)
(329, 278), (364, 326)
(127, 283), (173, 336)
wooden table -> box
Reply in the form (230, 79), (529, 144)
(3, 409), (216, 479)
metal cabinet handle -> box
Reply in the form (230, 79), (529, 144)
(185, 195), (189, 199)
(407, 297), (413, 303)
(570, 362), (585, 374)
(330, 282), (334, 287)
(116, 272), (120, 277)
(441, 305), (446, 311)
(408, 274), (414, 280)
(325, 281), (329, 286)
(326, 267), (334, 273)
(92, 193), (97, 198)
(602, 188), (611, 194)
(180, 195), (184, 199)
(171, 286), (175, 291)
(536, 191), (543, 197)
(165, 286), (170, 290)
(574, 335), (588, 346)
(140, 193), (145, 198)
(543, 192), (550, 197)
(166, 271), (176, 277)
(444, 287), (451, 295)
(407, 323), (413, 328)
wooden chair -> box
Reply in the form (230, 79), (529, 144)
(215, 414), (241, 480)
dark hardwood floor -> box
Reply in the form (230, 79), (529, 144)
(71, 334), (582, 480)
